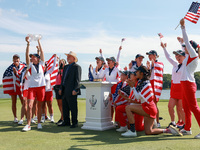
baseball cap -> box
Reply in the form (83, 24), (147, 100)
(135, 54), (144, 59)
(173, 50), (185, 56)
(190, 40), (199, 50)
(30, 53), (40, 59)
(106, 57), (116, 62)
(119, 70), (129, 75)
(95, 56), (105, 62)
(146, 50), (158, 56)
(13, 54), (20, 59)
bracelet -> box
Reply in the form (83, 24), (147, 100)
(27, 43), (30, 46)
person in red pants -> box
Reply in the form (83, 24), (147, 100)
(116, 71), (144, 132)
(179, 18), (200, 139)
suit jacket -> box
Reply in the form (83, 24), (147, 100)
(60, 62), (82, 97)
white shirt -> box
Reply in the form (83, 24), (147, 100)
(90, 66), (105, 79)
(180, 27), (198, 82)
(103, 66), (121, 82)
(28, 61), (46, 88)
(163, 48), (183, 84)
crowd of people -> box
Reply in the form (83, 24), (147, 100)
(2, 18), (200, 139)
(89, 19), (200, 139)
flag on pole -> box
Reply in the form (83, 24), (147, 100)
(184, 2), (200, 24)
(158, 33), (164, 39)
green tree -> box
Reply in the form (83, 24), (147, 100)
(163, 74), (172, 89)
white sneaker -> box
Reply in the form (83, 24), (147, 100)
(50, 116), (54, 123)
(121, 130), (137, 137)
(194, 133), (200, 139)
(169, 125), (182, 136)
(116, 126), (128, 132)
(37, 123), (42, 129)
(41, 116), (45, 123)
(14, 117), (18, 123)
(180, 129), (192, 135)
(46, 116), (51, 121)
(33, 116), (38, 121)
(22, 125), (31, 132)
(31, 119), (36, 124)
(157, 122), (161, 128)
(18, 120), (23, 125)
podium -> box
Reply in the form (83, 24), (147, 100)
(81, 81), (116, 131)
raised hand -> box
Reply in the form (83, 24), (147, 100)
(146, 61), (150, 69)
(25, 36), (29, 43)
(160, 42), (167, 49)
(99, 49), (102, 54)
(119, 46), (122, 51)
(180, 18), (185, 27)
(177, 37), (184, 43)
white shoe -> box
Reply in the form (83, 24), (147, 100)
(50, 116), (54, 123)
(121, 130), (137, 137)
(194, 133), (200, 139)
(22, 125), (31, 132)
(33, 116), (38, 121)
(116, 126), (128, 132)
(157, 122), (161, 128)
(18, 120), (23, 125)
(169, 125), (182, 136)
(31, 119), (36, 124)
(46, 116), (51, 121)
(37, 123), (42, 129)
(41, 116), (45, 123)
(14, 118), (18, 123)
(180, 129), (192, 135)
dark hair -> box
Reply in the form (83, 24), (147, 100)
(137, 65), (151, 82)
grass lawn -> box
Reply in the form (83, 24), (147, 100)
(0, 98), (200, 150)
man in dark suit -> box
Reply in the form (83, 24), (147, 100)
(58, 51), (81, 128)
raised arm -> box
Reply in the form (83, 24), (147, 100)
(25, 36), (30, 65)
(99, 49), (107, 65)
(38, 39), (45, 62)
(161, 42), (177, 66)
(116, 46), (122, 64)
(180, 18), (198, 58)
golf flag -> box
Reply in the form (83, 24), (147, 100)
(184, 2), (200, 24)
(121, 38), (125, 42)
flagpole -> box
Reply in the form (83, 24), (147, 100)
(175, 23), (180, 30)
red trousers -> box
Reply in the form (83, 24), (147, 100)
(115, 105), (144, 131)
(181, 81), (200, 131)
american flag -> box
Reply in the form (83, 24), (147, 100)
(158, 33), (164, 39)
(45, 55), (59, 87)
(114, 84), (130, 106)
(184, 2), (200, 24)
(2, 62), (26, 95)
(138, 81), (154, 103)
(150, 61), (164, 101)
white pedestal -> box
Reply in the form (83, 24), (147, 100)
(81, 81), (116, 131)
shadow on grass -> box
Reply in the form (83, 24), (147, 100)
(0, 120), (193, 150)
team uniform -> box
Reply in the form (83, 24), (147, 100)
(149, 61), (164, 102)
(163, 48), (183, 99)
(115, 88), (144, 131)
(180, 27), (200, 132)
(27, 61), (46, 101)
(89, 66), (105, 80)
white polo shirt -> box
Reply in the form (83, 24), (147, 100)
(28, 61), (46, 88)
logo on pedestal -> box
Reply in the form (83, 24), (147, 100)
(103, 94), (109, 108)
(89, 95), (97, 110)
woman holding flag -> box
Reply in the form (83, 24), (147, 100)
(146, 50), (164, 128)
(121, 65), (181, 137)
(179, 18), (200, 139)
(2, 54), (26, 123)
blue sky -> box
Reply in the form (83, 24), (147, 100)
(0, 0), (200, 83)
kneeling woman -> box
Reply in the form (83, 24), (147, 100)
(121, 66), (182, 137)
